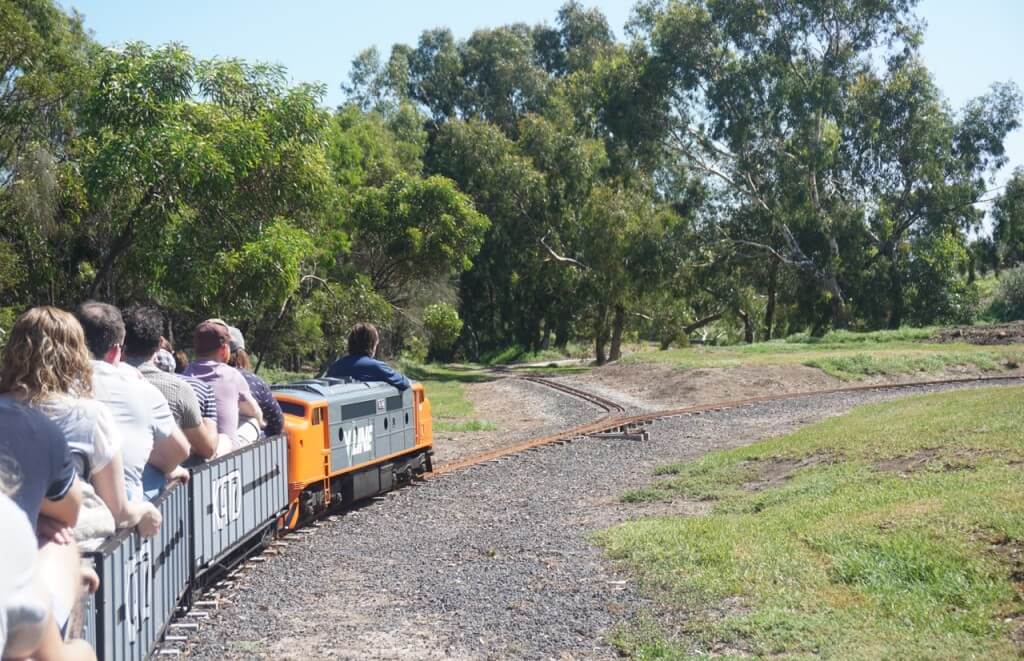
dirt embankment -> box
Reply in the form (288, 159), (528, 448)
(934, 321), (1024, 345)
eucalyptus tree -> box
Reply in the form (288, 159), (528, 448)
(640, 0), (1021, 331)
(0, 0), (94, 310)
(993, 168), (1024, 269)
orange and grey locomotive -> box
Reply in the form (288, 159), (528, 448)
(80, 377), (432, 660)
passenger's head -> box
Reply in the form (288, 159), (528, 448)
(75, 301), (125, 363)
(122, 306), (164, 360)
(0, 306), (94, 404)
(226, 326), (252, 370)
(193, 320), (231, 362)
(347, 322), (379, 357)
(173, 350), (189, 373)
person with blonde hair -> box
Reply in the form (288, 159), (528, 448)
(0, 306), (161, 541)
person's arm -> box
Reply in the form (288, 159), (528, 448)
(38, 478), (83, 529)
(148, 426), (189, 473)
(92, 454), (162, 537)
(376, 360), (412, 391)
(239, 392), (265, 427)
(182, 422), (217, 459)
(147, 386), (188, 472)
(175, 382), (217, 459)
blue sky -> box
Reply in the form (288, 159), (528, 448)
(67, 0), (1022, 184)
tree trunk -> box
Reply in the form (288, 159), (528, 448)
(554, 312), (570, 350)
(764, 259), (778, 340)
(738, 309), (754, 343)
(541, 320), (552, 350)
(594, 304), (609, 366)
(609, 304), (625, 361)
(887, 253), (903, 329)
(824, 271), (848, 330)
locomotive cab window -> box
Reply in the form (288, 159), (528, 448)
(278, 401), (307, 418)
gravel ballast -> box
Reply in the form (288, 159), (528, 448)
(182, 379), (1021, 660)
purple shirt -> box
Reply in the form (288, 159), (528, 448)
(183, 360), (251, 447)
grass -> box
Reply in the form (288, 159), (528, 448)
(804, 350), (1019, 380)
(621, 328), (1024, 380)
(255, 365), (315, 385)
(433, 419), (498, 432)
(396, 360), (498, 430)
(599, 386), (1024, 659)
(782, 327), (937, 344)
(480, 342), (591, 365)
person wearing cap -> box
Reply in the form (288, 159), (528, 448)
(183, 321), (264, 451)
(121, 306), (219, 462)
(74, 302), (189, 502)
(325, 322), (411, 391)
(225, 327), (284, 439)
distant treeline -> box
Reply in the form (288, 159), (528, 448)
(2, 0), (1023, 365)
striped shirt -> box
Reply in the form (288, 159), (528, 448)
(179, 375), (217, 420)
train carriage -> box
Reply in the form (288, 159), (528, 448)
(78, 377), (432, 659)
(84, 483), (191, 661)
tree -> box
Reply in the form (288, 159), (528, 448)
(347, 173), (490, 306)
(993, 168), (1024, 268)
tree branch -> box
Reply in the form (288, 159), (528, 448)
(540, 233), (588, 269)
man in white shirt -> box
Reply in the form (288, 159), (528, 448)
(74, 302), (189, 501)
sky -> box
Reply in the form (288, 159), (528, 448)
(66, 0), (1023, 186)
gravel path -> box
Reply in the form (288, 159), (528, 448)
(182, 379), (1021, 660)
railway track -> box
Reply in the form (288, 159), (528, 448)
(175, 372), (1024, 656)
(429, 373), (1024, 477)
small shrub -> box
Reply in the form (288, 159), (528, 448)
(422, 303), (463, 362)
(402, 335), (428, 363)
(988, 266), (1024, 322)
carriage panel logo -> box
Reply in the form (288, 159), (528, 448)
(343, 423), (374, 455)
(125, 538), (153, 642)
(213, 470), (243, 531)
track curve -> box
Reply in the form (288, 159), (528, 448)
(430, 373), (1024, 477)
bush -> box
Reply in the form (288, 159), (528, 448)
(401, 335), (428, 363)
(422, 303), (463, 362)
(989, 266), (1024, 321)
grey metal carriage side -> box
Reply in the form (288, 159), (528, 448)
(84, 482), (191, 661)
(188, 434), (289, 582)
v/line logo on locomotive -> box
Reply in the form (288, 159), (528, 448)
(343, 422), (374, 455)
(213, 470), (242, 530)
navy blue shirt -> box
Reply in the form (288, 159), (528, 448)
(0, 396), (76, 526)
(240, 370), (284, 437)
(325, 355), (411, 391)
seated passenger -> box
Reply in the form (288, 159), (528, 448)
(227, 327), (284, 440)
(74, 302), (188, 501)
(183, 321), (263, 451)
(325, 322), (411, 391)
(0, 307), (161, 543)
(122, 306), (218, 461)
(0, 491), (97, 661)
(0, 402), (94, 661)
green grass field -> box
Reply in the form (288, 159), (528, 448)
(600, 386), (1024, 659)
(398, 361), (499, 431)
(621, 328), (1024, 380)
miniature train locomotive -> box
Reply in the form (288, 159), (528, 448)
(80, 377), (433, 660)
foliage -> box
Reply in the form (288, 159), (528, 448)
(1, 0), (1022, 370)
(993, 168), (1024, 268)
(348, 174), (489, 305)
(601, 387), (1024, 658)
(422, 303), (464, 361)
(988, 266), (1024, 322)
